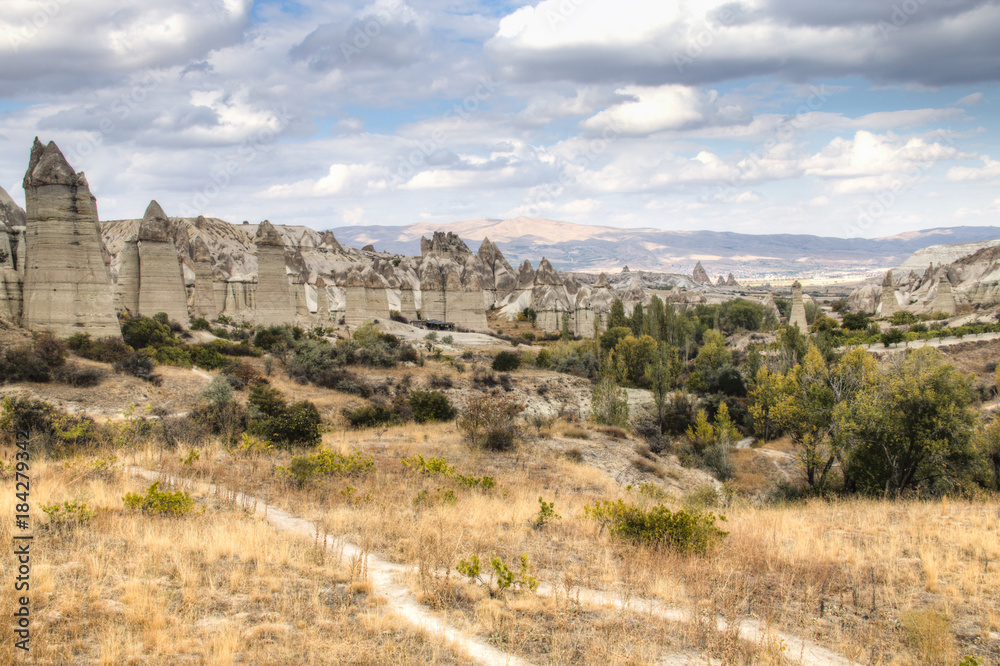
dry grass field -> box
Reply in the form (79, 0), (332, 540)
(1, 348), (998, 665)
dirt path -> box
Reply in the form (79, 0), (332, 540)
(128, 466), (859, 666)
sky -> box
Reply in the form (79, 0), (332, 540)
(0, 0), (998, 238)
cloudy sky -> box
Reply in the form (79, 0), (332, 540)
(1, 0), (998, 237)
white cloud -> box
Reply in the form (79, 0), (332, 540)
(580, 85), (749, 136)
(955, 92), (984, 106)
(947, 156), (1000, 181)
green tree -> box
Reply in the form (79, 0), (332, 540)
(645, 346), (682, 435)
(630, 303), (644, 337)
(592, 371), (629, 427)
(608, 299), (628, 329)
(836, 348), (978, 495)
(613, 334), (658, 387)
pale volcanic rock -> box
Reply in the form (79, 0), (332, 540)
(877, 270), (899, 318)
(21, 139), (121, 338)
(726, 273), (739, 287)
(477, 237), (516, 307)
(190, 236), (217, 319)
(692, 261), (711, 285)
(788, 281), (808, 331)
(532, 258), (573, 332)
(136, 201), (190, 326)
(253, 220), (295, 325)
(115, 236), (140, 315)
(342, 266), (390, 327)
(930, 276), (957, 316)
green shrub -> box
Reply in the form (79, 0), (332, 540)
(121, 315), (176, 349)
(408, 390), (456, 423)
(456, 553), (538, 597)
(191, 317), (212, 331)
(114, 350), (161, 385)
(41, 499), (97, 529)
(344, 403), (396, 428)
(280, 448), (375, 486)
(535, 496), (561, 527)
(491, 351), (521, 372)
(153, 345), (193, 368)
(190, 346), (228, 370)
(122, 482), (195, 516)
(402, 453), (455, 476)
(584, 500), (727, 554)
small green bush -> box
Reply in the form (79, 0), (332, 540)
(122, 482), (195, 516)
(491, 351), (521, 372)
(114, 351), (161, 385)
(456, 553), (538, 597)
(41, 499), (97, 529)
(280, 448), (375, 486)
(344, 402), (396, 428)
(408, 390), (456, 423)
(402, 454), (454, 476)
(584, 500), (727, 554)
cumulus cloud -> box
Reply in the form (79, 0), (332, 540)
(580, 85), (750, 136)
(0, 0), (254, 95)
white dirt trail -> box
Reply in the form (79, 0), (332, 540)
(129, 467), (858, 666)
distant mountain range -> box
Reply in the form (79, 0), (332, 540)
(329, 217), (1000, 279)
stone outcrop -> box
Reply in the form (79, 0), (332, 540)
(726, 273), (738, 287)
(877, 270), (898, 318)
(136, 201), (190, 326)
(21, 139), (121, 338)
(788, 281), (808, 330)
(692, 261), (711, 285)
(532, 258), (572, 331)
(252, 220), (295, 325)
(189, 236), (217, 319)
(930, 277), (957, 316)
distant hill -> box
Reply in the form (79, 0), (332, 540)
(329, 217), (1000, 278)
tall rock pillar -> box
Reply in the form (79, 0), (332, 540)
(788, 280), (808, 331)
(137, 201), (190, 326)
(879, 270), (899, 318)
(253, 219), (295, 325)
(21, 138), (121, 338)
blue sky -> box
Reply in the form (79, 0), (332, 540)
(0, 0), (998, 237)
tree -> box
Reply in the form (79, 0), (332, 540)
(645, 346), (682, 434)
(881, 328), (905, 348)
(687, 329), (731, 392)
(458, 390), (524, 450)
(772, 343), (838, 489)
(560, 311), (573, 341)
(613, 334), (658, 387)
(608, 299), (628, 329)
(841, 310), (870, 331)
(836, 348), (978, 495)
(630, 303), (644, 337)
(647, 296), (665, 341)
(592, 371), (629, 427)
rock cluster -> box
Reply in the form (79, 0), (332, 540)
(6, 137), (791, 339)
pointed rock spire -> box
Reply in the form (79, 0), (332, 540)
(255, 219), (283, 247)
(138, 200), (171, 242)
(692, 261), (711, 285)
(23, 138), (78, 188)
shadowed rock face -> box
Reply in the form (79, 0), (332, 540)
(0, 184), (26, 229)
(190, 237), (217, 319)
(21, 138), (121, 338)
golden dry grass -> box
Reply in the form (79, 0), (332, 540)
(141, 411), (1000, 665)
(0, 455), (464, 665)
